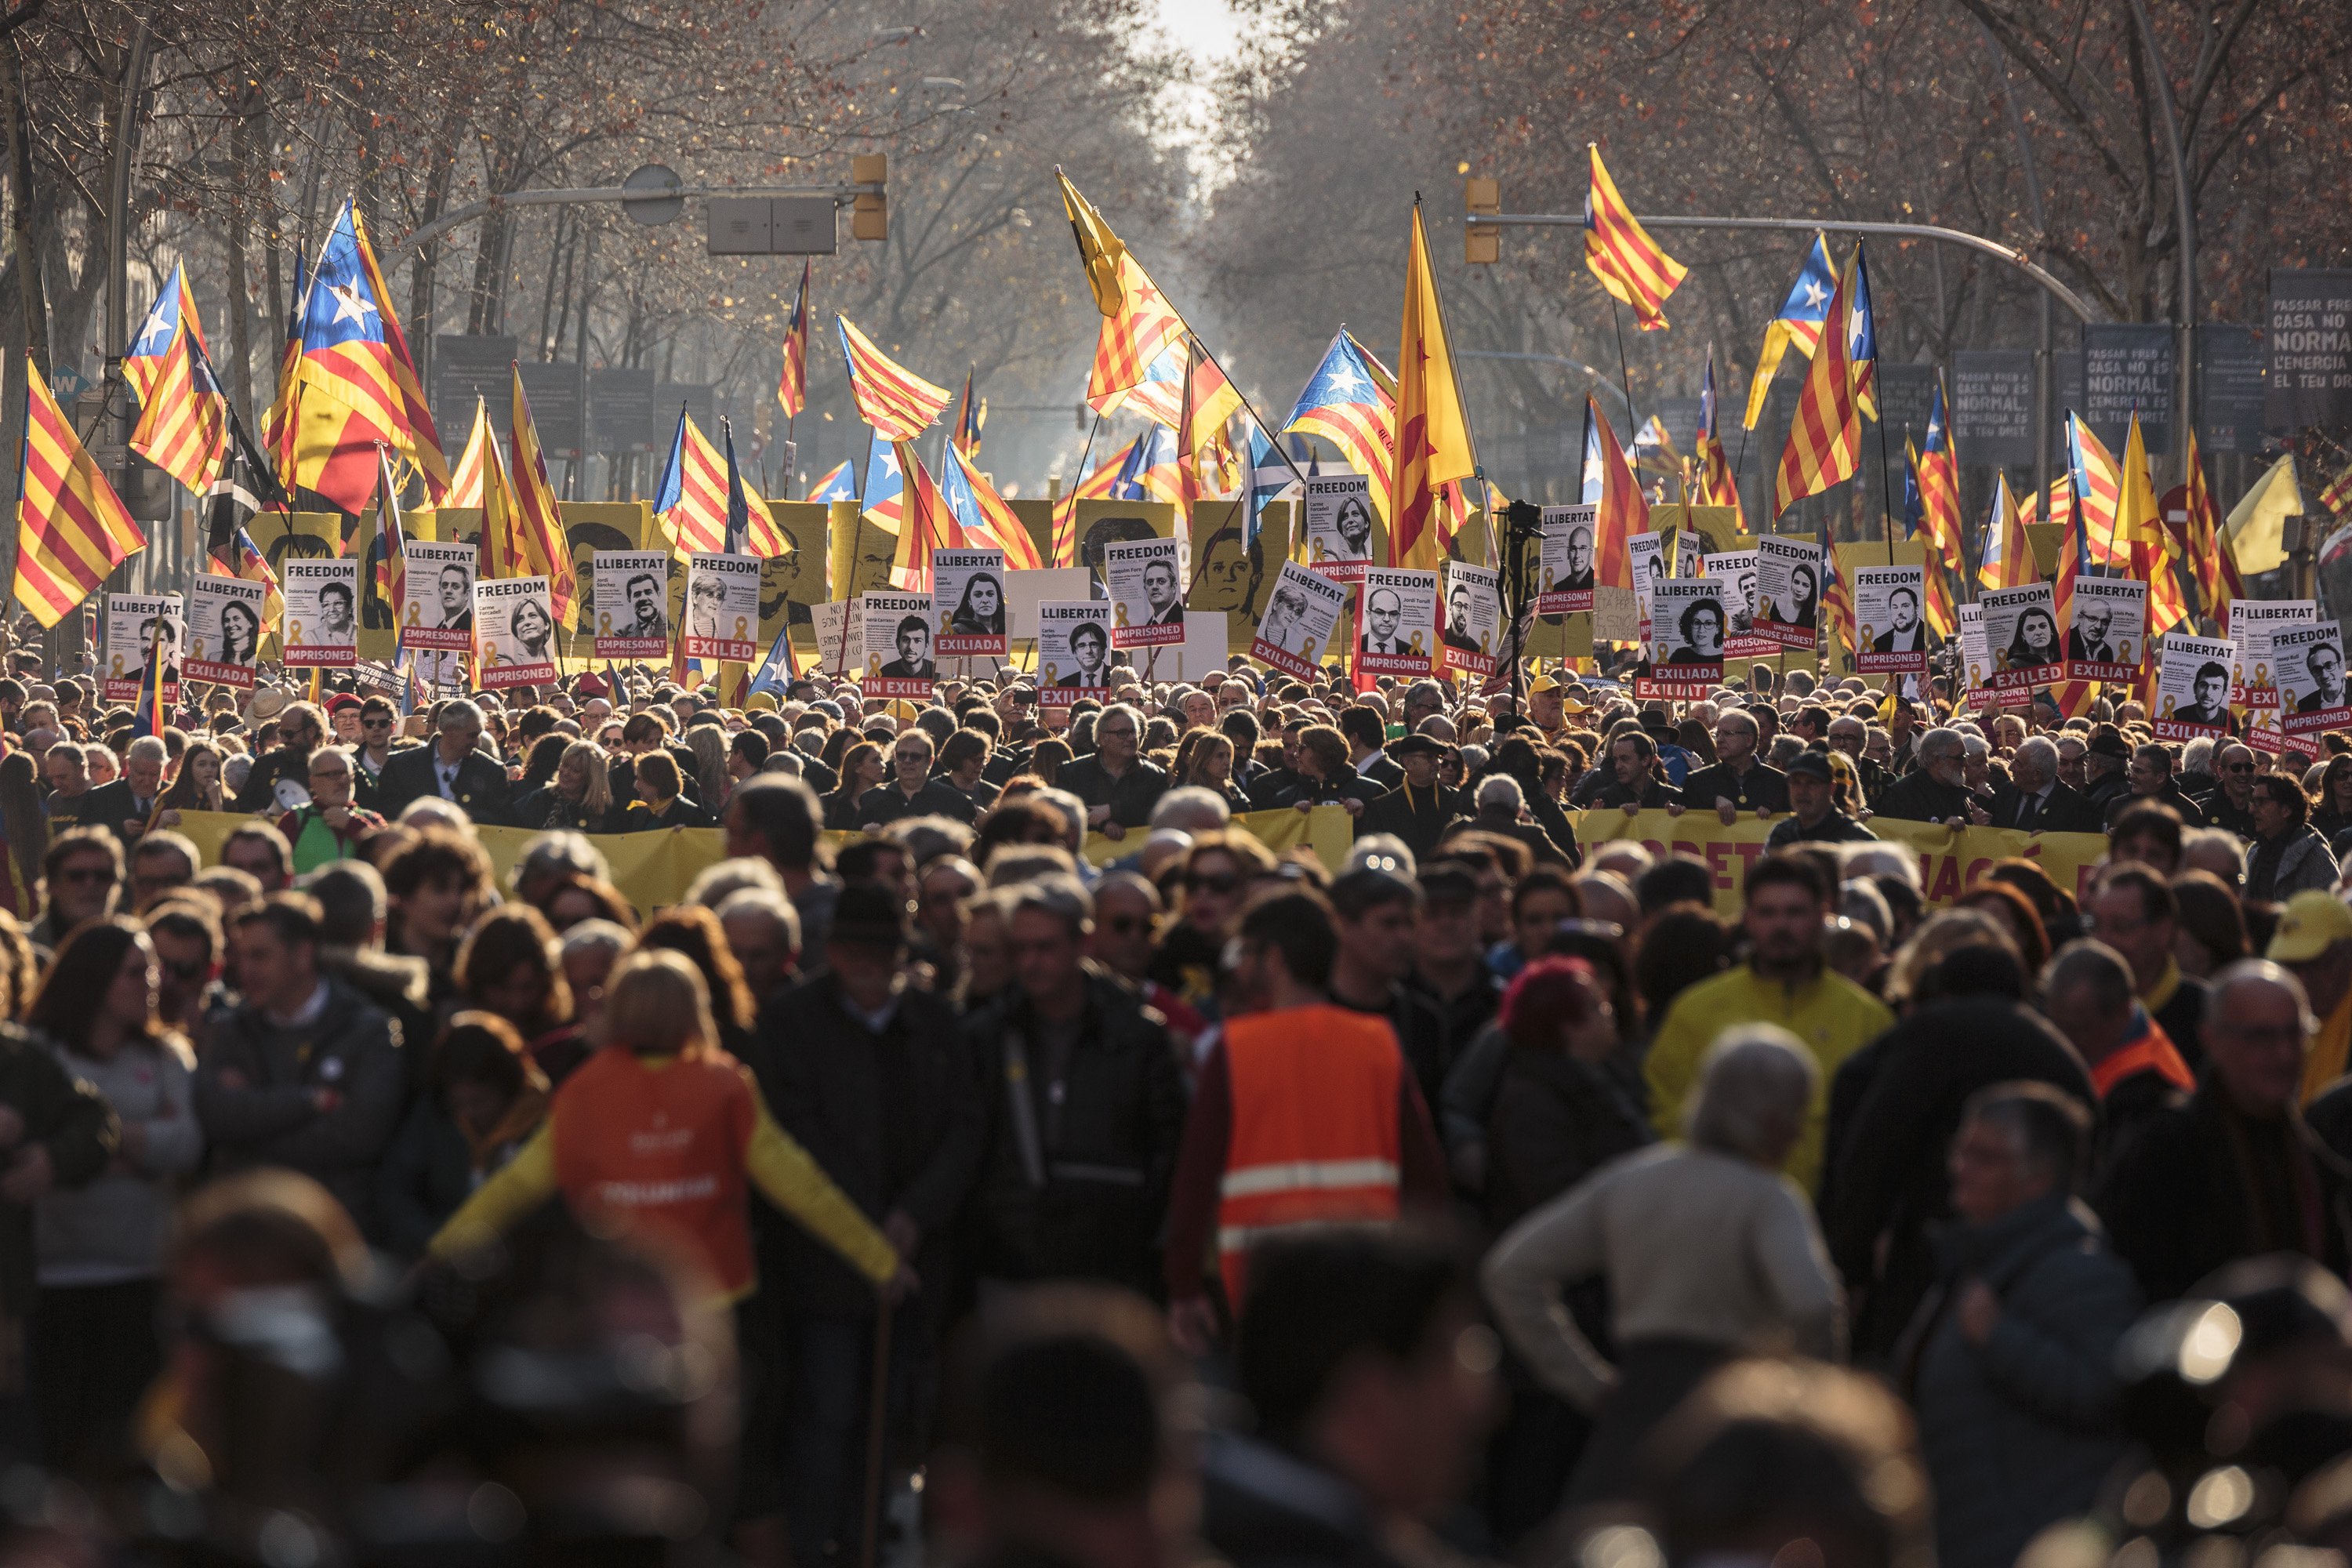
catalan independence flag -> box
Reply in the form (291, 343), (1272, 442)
(2067, 413), (2128, 568)
(1582, 395), (1644, 592)
(285, 199), (448, 512)
(1584, 144), (1686, 332)
(651, 406), (782, 558)
(499, 366), (579, 624)
(891, 442), (961, 593)
(777, 259), (811, 421)
(1773, 245), (1862, 520)
(1282, 331), (1396, 521)
(125, 263), (228, 496)
(13, 356), (147, 628)
(942, 444), (1045, 569)
(262, 250), (307, 488)
(835, 316), (949, 442)
(1742, 235), (1838, 430)
(861, 441), (906, 533)
(807, 459), (855, 503)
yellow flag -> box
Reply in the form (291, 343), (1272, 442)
(1390, 204), (1475, 570)
(2225, 452), (2303, 578)
(1055, 170), (1129, 320)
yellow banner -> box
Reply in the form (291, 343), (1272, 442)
(1574, 808), (2110, 917)
(172, 804), (1355, 916)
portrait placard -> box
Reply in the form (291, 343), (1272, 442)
(474, 576), (559, 688)
(103, 593), (180, 701)
(2063, 577), (2149, 682)
(1036, 601), (1113, 704)
(1536, 503), (1597, 615)
(2153, 633), (2238, 739)
(1706, 550), (1773, 659)
(683, 552), (760, 661)
(593, 551), (673, 659)
(281, 560), (358, 669)
(401, 541), (477, 651)
(1355, 568), (1438, 678)
(1440, 561), (1501, 677)
(1983, 582), (2063, 691)
(184, 575), (269, 688)
(1855, 565), (1932, 676)
(1639, 579), (1724, 699)
(1252, 560), (1351, 681)
(862, 590), (937, 697)
(1301, 474), (1375, 584)
(1957, 603), (2001, 711)
(932, 548), (1009, 657)
(2230, 599), (2317, 707)
(1753, 535), (1822, 652)
(1101, 538), (1188, 648)
(2277, 622), (2351, 736)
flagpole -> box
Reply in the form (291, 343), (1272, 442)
(1055, 411), (1106, 563)
(1605, 292), (1639, 444)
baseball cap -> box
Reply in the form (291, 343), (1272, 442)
(2268, 891), (2352, 964)
(1784, 750), (1835, 783)
(746, 691), (779, 713)
(1526, 674), (1563, 695)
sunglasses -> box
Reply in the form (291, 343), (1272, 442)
(2225, 761), (2255, 773)
(362, 717), (394, 729)
(1185, 872), (1241, 896)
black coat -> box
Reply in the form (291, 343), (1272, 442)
(0, 1025), (115, 1316)
(73, 779), (160, 844)
(1875, 770), (1977, 825)
(1987, 780), (2101, 834)
(855, 778), (979, 827)
(1482, 1046), (1652, 1232)
(231, 745), (313, 815)
(967, 970), (1187, 1298)
(373, 745), (514, 826)
(1679, 760), (1789, 815)
(617, 795), (716, 831)
(1057, 755), (1171, 829)
(510, 786), (617, 833)
(1822, 996), (2095, 1361)
(746, 974), (985, 1319)
(2106, 780), (2206, 829)
(2094, 1084), (2352, 1303)
(1355, 782), (1467, 861)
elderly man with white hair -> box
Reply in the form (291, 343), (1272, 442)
(1874, 728), (1988, 828)
(376, 697), (513, 823)
(1483, 1023), (1844, 1504)
(1987, 733), (2098, 833)
(78, 733), (170, 844)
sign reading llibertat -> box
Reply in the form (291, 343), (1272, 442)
(1439, 561), (1500, 677)
(1252, 560), (1350, 681)
(2063, 577), (2148, 683)
(593, 551), (673, 659)
(281, 560), (359, 668)
(1536, 503), (1597, 615)
(2153, 633), (2238, 741)
(2230, 599), (2317, 707)
(932, 547), (1009, 657)
(184, 574), (269, 688)
(103, 593), (181, 701)
(1638, 579), (1723, 699)
(401, 541), (478, 652)
(1035, 600), (1112, 704)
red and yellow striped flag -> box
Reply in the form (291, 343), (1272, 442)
(495, 366), (579, 625)
(1587, 394), (1646, 592)
(1584, 145), (1687, 332)
(444, 396), (492, 510)
(1391, 204), (1475, 569)
(835, 317), (949, 442)
(2118, 412), (2188, 635)
(2177, 426), (2240, 618)
(125, 265), (227, 496)
(2070, 416), (2127, 568)
(777, 259), (811, 420)
(1772, 247), (1861, 519)
(13, 357), (146, 628)
(890, 442), (963, 593)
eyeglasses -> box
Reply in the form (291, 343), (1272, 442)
(2225, 761), (2256, 774)
(361, 717), (394, 730)
(1099, 726), (1137, 740)
(1185, 872), (1241, 896)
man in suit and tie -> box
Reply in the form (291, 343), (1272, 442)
(1869, 586), (1927, 653)
(1140, 558), (1185, 627)
(1988, 734), (2098, 833)
(2066, 604), (2118, 662)
(1359, 587), (1416, 657)
(435, 564), (474, 631)
(78, 734), (169, 845)
(375, 699), (513, 824)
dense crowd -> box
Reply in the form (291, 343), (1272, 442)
(3, 629), (2352, 1568)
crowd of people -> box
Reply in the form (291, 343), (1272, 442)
(3, 630), (2352, 1568)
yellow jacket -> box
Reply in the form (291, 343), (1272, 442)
(1645, 964), (1894, 1193)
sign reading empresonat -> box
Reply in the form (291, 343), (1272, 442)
(1983, 582), (2063, 691)
(402, 541), (477, 651)
(684, 553), (760, 661)
(1253, 560), (1351, 681)
(1440, 561), (1500, 677)
(2278, 622), (2352, 736)
(1958, 603), (2003, 712)
(474, 576), (560, 689)
(184, 575), (269, 688)
(1356, 568), (1438, 678)
(104, 593), (182, 701)
(1753, 535), (1822, 652)
(2063, 577), (2149, 682)
(1101, 537), (1187, 648)
(1537, 503), (1597, 615)
(1855, 565), (1932, 676)
(1301, 474), (1375, 584)
(281, 560), (359, 669)
(1639, 579), (1724, 699)
(933, 548), (1009, 657)
(593, 551), (673, 659)
(1036, 600), (1112, 703)
(2154, 634), (2238, 740)
(862, 590), (937, 697)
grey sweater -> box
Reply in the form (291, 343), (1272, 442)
(34, 1034), (202, 1286)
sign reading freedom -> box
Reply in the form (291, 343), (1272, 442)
(1576, 809), (2111, 917)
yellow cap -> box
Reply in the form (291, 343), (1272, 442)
(1527, 674), (1563, 695)
(2267, 891), (2352, 964)
(886, 699), (922, 724)
(746, 691), (779, 713)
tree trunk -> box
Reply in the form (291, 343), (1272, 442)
(224, 91), (259, 420)
(0, 35), (47, 376)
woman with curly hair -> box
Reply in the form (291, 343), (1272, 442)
(380, 828), (498, 1000)
(456, 905), (588, 1083)
(634, 905), (760, 1057)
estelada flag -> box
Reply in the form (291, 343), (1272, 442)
(1773, 245), (1861, 520)
(836, 316), (949, 442)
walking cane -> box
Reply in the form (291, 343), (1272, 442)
(859, 1302), (895, 1568)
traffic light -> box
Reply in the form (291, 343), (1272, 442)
(852, 154), (888, 242)
(1465, 176), (1498, 265)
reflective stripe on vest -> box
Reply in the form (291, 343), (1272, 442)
(1221, 1157), (1403, 1200)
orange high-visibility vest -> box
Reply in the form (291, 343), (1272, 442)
(1216, 1005), (1405, 1302)
(551, 1047), (757, 1297)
